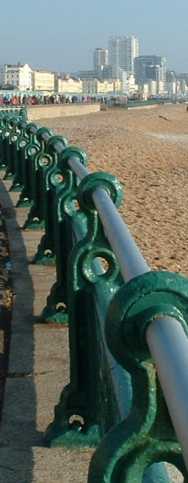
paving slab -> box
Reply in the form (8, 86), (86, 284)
(8, 325), (69, 377)
(0, 371), (65, 447)
(0, 447), (94, 483)
(5, 231), (44, 260)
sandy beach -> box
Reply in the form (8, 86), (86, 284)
(39, 104), (188, 277)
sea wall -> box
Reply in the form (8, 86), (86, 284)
(28, 103), (100, 121)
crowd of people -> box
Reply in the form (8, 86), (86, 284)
(0, 93), (103, 106)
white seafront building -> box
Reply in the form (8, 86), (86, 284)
(57, 76), (83, 95)
(0, 63), (33, 90)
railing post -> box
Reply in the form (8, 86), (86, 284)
(0, 115), (15, 176)
(44, 172), (124, 445)
(0, 115), (7, 169)
(40, 146), (87, 323)
(3, 116), (19, 180)
(15, 121), (32, 207)
(23, 131), (68, 230)
(15, 126), (51, 209)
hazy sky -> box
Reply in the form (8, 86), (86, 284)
(1, 0), (188, 73)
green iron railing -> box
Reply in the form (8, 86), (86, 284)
(0, 110), (188, 482)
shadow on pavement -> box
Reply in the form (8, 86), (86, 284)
(0, 177), (40, 483)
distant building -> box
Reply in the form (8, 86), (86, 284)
(108, 37), (121, 79)
(93, 48), (112, 80)
(77, 66), (113, 81)
(121, 73), (138, 95)
(166, 81), (177, 97)
(99, 65), (113, 80)
(178, 73), (188, 86)
(0, 63), (33, 90)
(32, 69), (55, 91)
(82, 78), (122, 95)
(82, 79), (97, 95)
(57, 76), (82, 94)
(108, 35), (139, 78)
(122, 36), (139, 73)
(157, 81), (166, 96)
(134, 55), (167, 84)
(143, 80), (157, 97)
(141, 78), (167, 98)
(76, 70), (97, 80)
(93, 48), (108, 72)
(179, 79), (187, 95)
(166, 70), (176, 83)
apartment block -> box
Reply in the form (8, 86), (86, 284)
(57, 77), (82, 94)
(122, 73), (138, 95)
(93, 48), (109, 71)
(32, 70), (55, 91)
(108, 35), (139, 78)
(134, 56), (167, 84)
(0, 63), (33, 90)
(82, 78), (122, 95)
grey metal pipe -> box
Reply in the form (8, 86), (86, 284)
(68, 156), (149, 281)
(93, 187), (150, 282)
(41, 131), (51, 143)
(41, 134), (67, 154)
(146, 316), (188, 471)
(54, 140), (67, 155)
(68, 156), (89, 180)
(29, 125), (38, 135)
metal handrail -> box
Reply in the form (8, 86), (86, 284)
(68, 154), (188, 471)
(1, 111), (188, 472)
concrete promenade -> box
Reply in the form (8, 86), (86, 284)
(0, 174), (93, 483)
